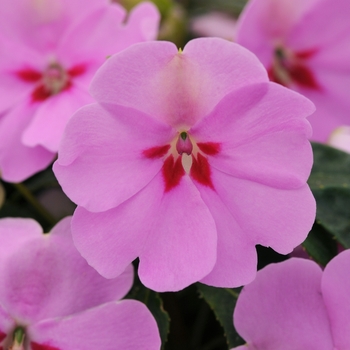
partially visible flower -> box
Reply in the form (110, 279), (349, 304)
(0, 0), (160, 182)
(0, 217), (161, 349)
(236, 0), (350, 142)
(54, 38), (316, 292)
(328, 126), (350, 154)
(190, 12), (237, 41)
(232, 250), (350, 350)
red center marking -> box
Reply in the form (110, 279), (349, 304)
(16, 63), (87, 103)
(197, 142), (221, 155)
(143, 144), (170, 159)
(31, 342), (60, 350)
(162, 155), (185, 192)
(190, 153), (214, 189)
(269, 48), (320, 90)
(0, 331), (6, 342)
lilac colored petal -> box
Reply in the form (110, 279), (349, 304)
(234, 258), (334, 350)
(0, 217), (134, 325)
(197, 184), (257, 287)
(286, 0), (350, 50)
(22, 87), (94, 152)
(328, 126), (350, 154)
(235, 0), (318, 66)
(322, 249), (350, 349)
(54, 103), (174, 212)
(0, 102), (54, 182)
(71, 172), (165, 279)
(139, 176), (217, 292)
(0, 304), (15, 340)
(57, 4), (127, 66)
(90, 38), (267, 127)
(28, 300), (161, 350)
(211, 170), (315, 255)
(120, 2), (160, 42)
(191, 83), (314, 189)
(0, 0), (107, 54)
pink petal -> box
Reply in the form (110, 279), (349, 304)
(90, 38), (268, 128)
(54, 103), (174, 212)
(71, 172), (165, 279)
(139, 176), (217, 292)
(0, 217), (134, 325)
(0, 102), (54, 182)
(210, 169), (315, 255)
(197, 184), (257, 287)
(22, 86), (94, 152)
(233, 258), (334, 350)
(119, 2), (160, 42)
(322, 250), (350, 349)
(28, 300), (161, 350)
(191, 83), (314, 190)
(286, 0), (350, 50)
(56, 4), (127, 66)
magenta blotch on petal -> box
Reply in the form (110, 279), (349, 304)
(55, 38), (315, 292)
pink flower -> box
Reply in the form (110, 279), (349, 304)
(54, 38), (316, 292)
(232, 250), (350, 350)
(0, 217), (161, 350)
(0, 0), (159, 182)
(328, 125), (350, 154)
(235, 0), (350, 142)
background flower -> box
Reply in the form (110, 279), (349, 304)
(0, 217), (161, 350)
(54, 37), (316, 292)
(235, 0), (350, 142)
(0, 0), (160, 182)
(232, 250), (350, 350)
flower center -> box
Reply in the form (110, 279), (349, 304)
(268, 46), (320, 90)
(143, 131), (221, 192)
(16, 62), (86, 102)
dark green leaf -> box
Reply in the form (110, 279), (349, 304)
(308, 143), (350, 248)
(196, 284), (244, 349)
(302, 222), (338, 266)
(126, 277), (170, 349)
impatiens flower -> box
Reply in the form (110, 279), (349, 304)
(0, 217), (161, 350)
(235, 0), (350, 142)
(232, 250), (350, 350)
(54, 38), (316, 292)
(0, 0), (159, 182)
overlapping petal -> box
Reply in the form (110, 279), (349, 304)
(0, 102), (54, 182)
(191, 83), (314, 189)
(54, 103), (174, 212)
(233, 259), (334, 350)
(0, 217), (133, 325)
(28, 300), (161, 350)
(90, 38), (268, 128)
(322, 249), (350, 349)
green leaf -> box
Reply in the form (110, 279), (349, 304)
(126, 277), (170, 349)
(302, 222), (338, 266)
(196, 284), (244, 349)
(308, 143), (350, 248)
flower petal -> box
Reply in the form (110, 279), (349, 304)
(0, 217), (133, 325)
(322, 250), (350, 349)
(71, 172), (165, 279)
(233, 258), (334, 350)
(191, 83), (314, 190)
(210, 169), (315, 255)
(197, 184), (257, 287)
(28, 300), (161, 350)
(54, 103), (174, 212)
(90, 38), (268, 128)
(22, 86), (93, 152)
(0, 102), (54, 182)
(139, 176), (217, 292)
